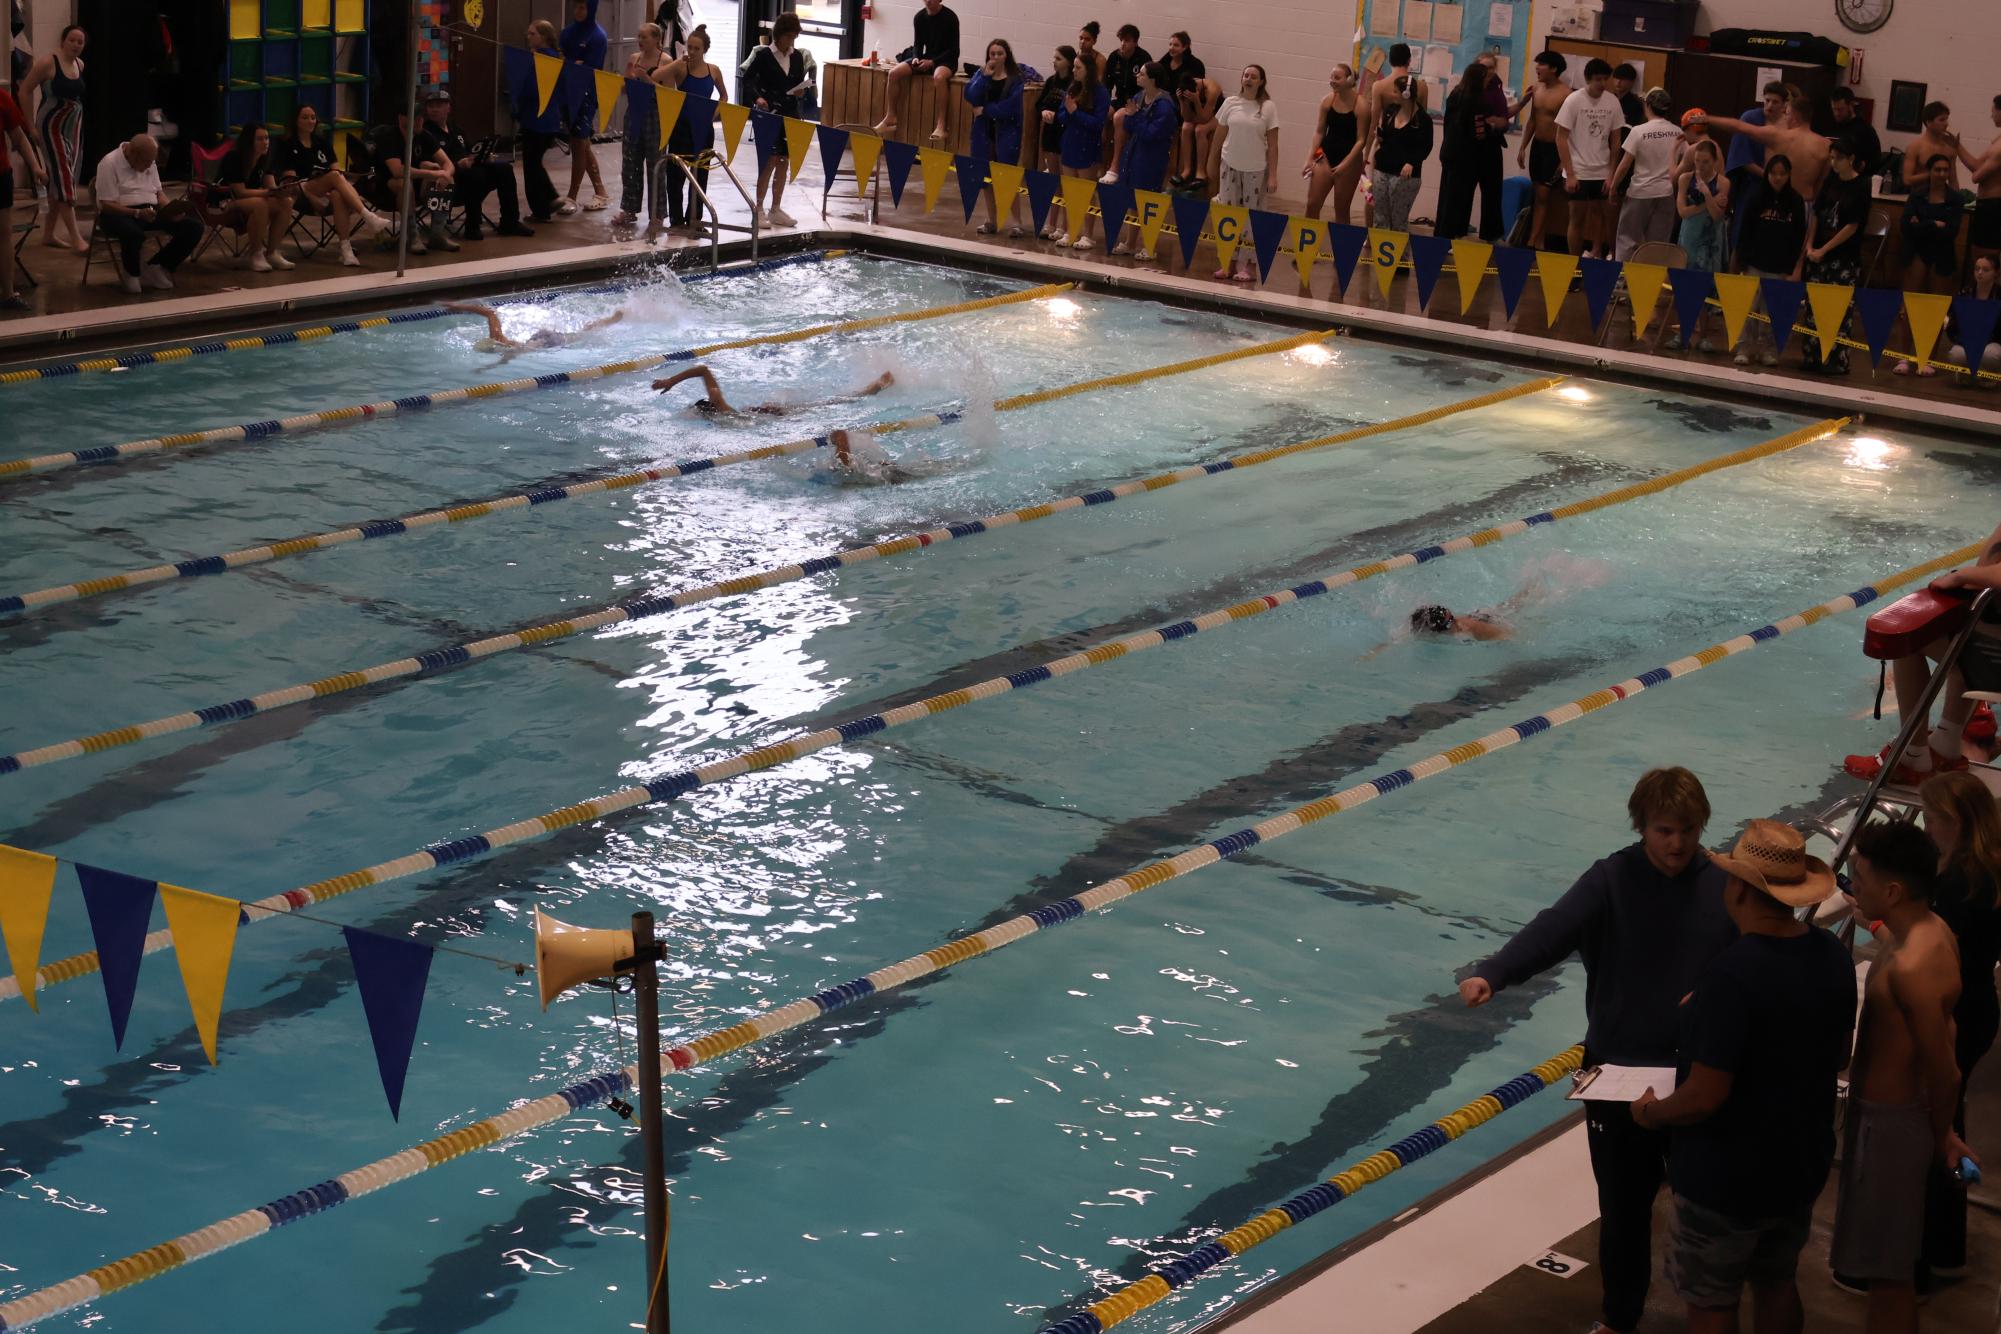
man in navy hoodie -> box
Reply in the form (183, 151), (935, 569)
(559, 0), (611, 213)
(1457, 767), (1736, 1334)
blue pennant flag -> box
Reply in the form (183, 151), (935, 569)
(1854, 287), (1905, 368)
(880, 140), (918, 208)
(750, 109), (783, 169)
(1171, 194), (1209, 267)
(1095, 180), (1136, 244)
(1327, 224), (1368, 295)
(1248, 210), (1288, 284)
(502, 46), (533, 108)
(1954, 296), (2001, 366)
(343, 927), (435, 1121)
(1492, 245), (1537, 318)
(75, 863), (158, 1050)
(1024, 170), (1060, 235)
(1760, 278), (1806, 355)
(954, 153), (986, 222)
(815, 124), (850, 188)
(1579, 257), (1622, 331)
(1405, 233), (1453, 311)
(559, 63), (591, 123)
(1668, 268), (1716, 348)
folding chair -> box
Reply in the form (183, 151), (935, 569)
(183, 141), (254, 267)
(1860, 202), (1896, 286)
(1597, 240), (1688, 351)
(9, 205), (35, 288)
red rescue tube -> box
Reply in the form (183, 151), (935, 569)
(1864, 588), (1972, 660)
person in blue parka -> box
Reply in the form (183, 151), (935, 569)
(964, 38), (1025, 237)
(1106, 61), (1178, 257)
(558, 0), (610, 213)
(1050, 54), (1109, 247)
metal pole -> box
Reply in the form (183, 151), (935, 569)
(630, 910), (670, 1334)
(396, 0), (422, 278)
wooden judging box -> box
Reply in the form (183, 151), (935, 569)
(822, 58), (1042, 170)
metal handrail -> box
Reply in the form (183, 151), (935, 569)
(655, 154), (723, 271)
(1827, 586), (1997, 876)
(707, 153), (762, 262)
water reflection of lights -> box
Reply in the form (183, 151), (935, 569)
(1845, 435), (1900, 470)
(1556, 385), (1593, 402)
(1041, 296), (1083, 320)
(1287, 342), (1336, 367)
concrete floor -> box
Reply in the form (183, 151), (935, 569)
(5, 139), (1995, 427)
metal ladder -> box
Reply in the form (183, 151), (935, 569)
(651, 151), (763, 269)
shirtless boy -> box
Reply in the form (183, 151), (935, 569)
(1970, 95), (2001, 262)
(1517, 50), (1571, 249)
(1833, 820), (1977, 1330)
(1700, 90), (1830, 201)
(1903, 101), (1967, 193)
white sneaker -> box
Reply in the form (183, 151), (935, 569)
(430, 228), (461, 252)
(358, 211), (391, 237)
(120, 272), (143, 294)
(407, 232), (428, 255)
(1098, 169), (1120, 185)
(247, 251), (273, 272)
(557, 198), (580, 216)
(140, 263), (174, 291)
(339, 241), (361, 267)
(265, 248), (295, 270)
(767, 206), (797, 228)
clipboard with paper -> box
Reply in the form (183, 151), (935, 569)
(1567, 1064), (1677, 1102)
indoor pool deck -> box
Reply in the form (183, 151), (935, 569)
(4, 143), (1999, 442)
(1214, 1040), (2001, 1334)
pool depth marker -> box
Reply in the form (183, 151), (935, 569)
(1, 412), (1847, 999)
(1, 376), (1558, 777)
(1, 330), (1339, 616)
(0, 543), (1970, 1332)
(0, 283), (1071, 481)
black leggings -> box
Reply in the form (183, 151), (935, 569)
(520, 131), (560, 219)
(663, 127), (710, 227)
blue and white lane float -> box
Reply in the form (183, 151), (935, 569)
(0, 330), (1337, 615)
(2, 413), (1847, 999)
(0, 546), (1972, 1331)
(0, 250), (843, 385)
(0, 376), (1562, 775)
(0, 282), (1070, 480)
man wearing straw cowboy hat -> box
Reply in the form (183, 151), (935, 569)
(1629, 820), (1856, 1334)
(1457, 767), (1735, 1334)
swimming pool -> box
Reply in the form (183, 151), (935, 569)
(2, 252), (1996, 1333)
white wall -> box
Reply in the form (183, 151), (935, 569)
(863, 0), (1359, 190)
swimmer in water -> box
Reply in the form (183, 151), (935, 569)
(814, 427), (921, 485)
(650, 365), (896, 416)
(444, 300), (626, 354)
(1362, 572), (1552, 658)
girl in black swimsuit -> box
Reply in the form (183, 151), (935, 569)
(1303, 63), (1363, 225)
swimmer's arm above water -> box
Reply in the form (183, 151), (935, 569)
(650, 364), (733, 412)
(441, 300), (518, 348)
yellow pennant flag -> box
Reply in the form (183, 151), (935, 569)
(1535, 251), (1579, 329)
(1058, 174), (1096, 243)
(0, 845), (57, 1013)
(992, 162), (1028, 226)
(850, 132), (883, 198)
(718, 102), (749, 162)
(1133, 190), (1172, 254)
(1211, 204), (1250, 270)
(1367, 227), (1409, 300)
(592, 69), (624, 136)
(653, 85), (686, 153)
(533, 52), (563, 116)
(917, 146), (953, 214)
(1289, 216), (1326, 290)
(1904, 292), (1952, 368)
(1713, 273), (1761, 350)
(1806, 283), (1853, 361)
(1450, 238), (1493, 315)
(160, 884), (239, 1066)
(784, 116), (815, 181)
(1624, 262), (1669, 338)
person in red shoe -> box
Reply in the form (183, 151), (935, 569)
(1846, 521), (2001, 785)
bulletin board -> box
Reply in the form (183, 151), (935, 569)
(1354, 0), (1535, 106)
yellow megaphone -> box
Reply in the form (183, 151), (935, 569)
(533, 907), (636, 1010)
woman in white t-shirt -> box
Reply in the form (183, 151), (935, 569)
(1608, 88), (1683, 260)
(1212, 65), (1279, 281)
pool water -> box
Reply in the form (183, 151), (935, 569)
(2, 254), (1997, 1333)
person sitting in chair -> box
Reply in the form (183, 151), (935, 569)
(370, 112), (457, 254)
(422, 90), (534, 241)
(92, 134), (202, 294)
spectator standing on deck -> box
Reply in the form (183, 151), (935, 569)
(1830, 820), (1978, 1327)
(1555, 58), (1621, 261)
(1630, 820), (1854, 1334)
(742, 12), (807, 228)
(17, 24), (88, 254)
(874, 0), (959, 144)
(1830, 86), (1882, 178)
(0, 81), (44, 309)
(1458, 768), (1735, 1334)
(1302, 63), (1365, 229)
(1731, 154), (1807, 366)
(1609, 88), (1682, 259)
(964, 38), (1025, 237)
(559, 0), (612, 213)
(1915, 773), (2001, 1286)
(517, 20), (565, 223)
(1098, 24), (1152, 177)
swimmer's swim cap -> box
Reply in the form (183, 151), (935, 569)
(1410, 605), (1456, 634)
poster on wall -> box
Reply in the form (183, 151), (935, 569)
(1357, 0), (1523, 98)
